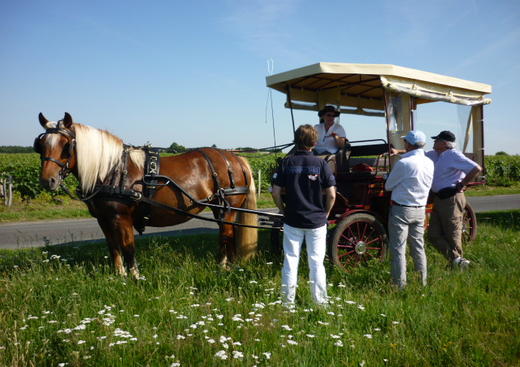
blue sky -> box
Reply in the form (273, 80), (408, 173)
(1, 0), (519, 154)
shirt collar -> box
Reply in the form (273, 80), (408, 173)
(295, 150), (313, 156)
(402, 148), (424, 158)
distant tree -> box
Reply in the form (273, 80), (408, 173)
(211, 144), (217, 148)
(0, 146), (34, 153)
(495, 151), (509, 156)
(167, 142), (187, 154)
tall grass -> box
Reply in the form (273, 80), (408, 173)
(1, 211), (519, 366)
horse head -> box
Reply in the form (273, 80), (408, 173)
(34, 112), (77, 191)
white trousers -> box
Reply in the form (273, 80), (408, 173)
(388, 205), (427, 288)
(281, 224), (328, 305)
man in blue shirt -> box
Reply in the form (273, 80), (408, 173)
(426, 130), (482, 269)
(271, 124), (336, 306)
(385, 130), (434, 288)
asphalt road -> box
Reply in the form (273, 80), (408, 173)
(1, 195), (519, 250)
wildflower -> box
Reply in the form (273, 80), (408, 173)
(317, 321), (329, 326)
(170, 363), (181, 367)
(77, 340), (86, 345)
(249, 280), (258, 284)
(266, 261), (273, 265)
(330, 334), (341, 339)
(281, 325), (292, 331)
(334, 340), (344, 347)
(207, 338), (216, 344)
(357, 305), (365, 311)
(176, 335), (186, 340)
(215, 350), (228, 360)
(263, 352), (271, 359)
(287, 340), (298, 345)
(392, 321), (400, 325)
(345, 300), (356, 304)
(374, 328), (381, 332)
(363, 334), (373, 339)
(380, 313), (387, 317)
(232, 314), (244, 322)
(220, 336), (231, 343)
(232, 351), (244, 359)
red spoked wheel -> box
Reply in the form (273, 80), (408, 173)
(462, 203), (478, 244)
(330, 213), (387, 270)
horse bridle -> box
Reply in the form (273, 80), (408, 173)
(33, 126), (76, 182)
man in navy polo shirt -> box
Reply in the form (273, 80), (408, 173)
(271, 124), (336, 306)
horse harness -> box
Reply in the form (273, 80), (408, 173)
(33, 126), (76, 184)
(82, 147), (251, 234)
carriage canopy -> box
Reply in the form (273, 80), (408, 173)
(266, 62), (492, 168)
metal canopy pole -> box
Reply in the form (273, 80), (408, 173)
(286, 85), (296, 133)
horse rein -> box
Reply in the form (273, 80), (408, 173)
(34, 126), (76, 184)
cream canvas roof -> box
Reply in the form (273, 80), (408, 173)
(266, 62), (492, 110)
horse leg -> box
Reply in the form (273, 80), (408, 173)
(214, 210), (238, 268)
(97, 214), (139, 279)
(112, 216), (140, 279)
(97, 217), (127, 277)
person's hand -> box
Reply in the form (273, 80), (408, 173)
(455, 181), (465, 192)
(390, 148), (399, 155)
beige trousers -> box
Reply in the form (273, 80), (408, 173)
(428, 192), (466, 261)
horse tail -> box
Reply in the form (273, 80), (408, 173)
(235, 156), (258, 261)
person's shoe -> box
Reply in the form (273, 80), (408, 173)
(459, 258), (471, 269)
(453, 257), (470, 270)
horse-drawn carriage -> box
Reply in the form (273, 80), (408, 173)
(33, 62), (491, 276)
(266, 62), (492, 270)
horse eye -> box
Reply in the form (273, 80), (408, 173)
(62, 143), (71, 158)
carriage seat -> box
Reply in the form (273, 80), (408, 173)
(335, 142), (389, 177)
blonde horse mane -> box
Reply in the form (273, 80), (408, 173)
(73, 123), (145, 193)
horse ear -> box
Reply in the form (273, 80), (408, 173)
(63, 112), (74, 128)
(39, 113), (49, 128)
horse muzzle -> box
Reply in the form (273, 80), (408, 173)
(40, 176), (61, 191)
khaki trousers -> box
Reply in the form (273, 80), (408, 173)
(428, 192), (466, 261)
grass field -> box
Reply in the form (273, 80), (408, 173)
(1, 210), (519, 366)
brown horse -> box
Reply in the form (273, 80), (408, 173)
(34, 112), (258, 278)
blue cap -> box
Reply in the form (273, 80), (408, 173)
(402, 130), (426, 145)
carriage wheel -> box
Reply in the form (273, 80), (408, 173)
(462, 203), (477, 244)
(330, 213), (387, 270)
